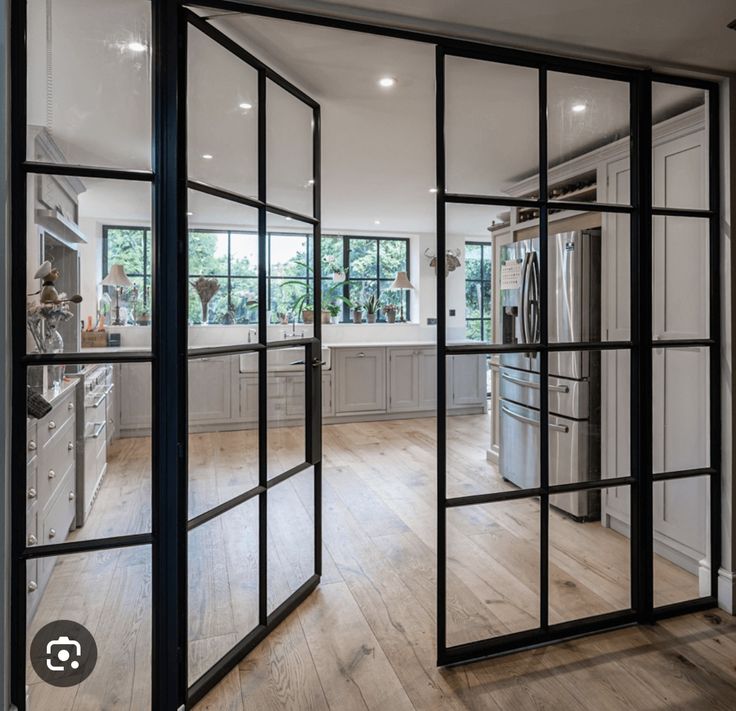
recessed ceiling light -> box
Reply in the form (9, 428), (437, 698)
(202, 154), (213, 160)
(307, 178), (315, 186)
(378, 76), (396, 88)
(127, 41), (147, 53)
(429, 187), (438, 193)
(572, 103), (586, 113)
(374, 220), (381, 225)
(186, 211), (193, 216)
(239, 102), (253, 110)
(285, 216), (293, 221)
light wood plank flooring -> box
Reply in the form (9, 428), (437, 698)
(25, 414), (733, 710)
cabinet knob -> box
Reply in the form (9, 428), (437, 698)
(27, 487), (37, 500)
(357, 352), (366, 358)
(48, 469), (56, 480)
(48, 528), (56, 539)
(28, 581), (37, 593)
(48, 421), (56, 430)
(27, 534), (37, 546)
(67, 441), (74, 451)
(28, 439), (37, 452)
(68, 492), (75, 501)
(67, 402), (74, 411)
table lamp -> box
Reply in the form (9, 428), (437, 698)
(101, 264), (132, 325)
(389, 271), (414, 323)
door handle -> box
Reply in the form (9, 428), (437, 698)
(501, 372), (569, 393)
(519, 254), (530, 344)
(501, 405), (569, 433)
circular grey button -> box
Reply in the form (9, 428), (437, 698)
(30, 620), (97, 687)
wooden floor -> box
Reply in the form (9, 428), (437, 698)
(25, 414), (735, 710)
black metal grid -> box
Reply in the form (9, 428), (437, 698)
(435, 50), (721, 666)
(8, 1), (722, 708)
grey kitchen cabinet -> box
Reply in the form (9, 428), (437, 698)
(119, 362), (152, 431)
(335, 347), (387, 414)
(388, 348), (420, 412)
(417, 348), (437, 411)
(322, 372), (334, 417)
(188, 357), (232, 423)
(239, 376), (259, 422)
(601, 114), (709, 581)
(448, 355), (487, 409)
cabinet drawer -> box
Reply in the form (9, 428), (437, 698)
(38, 387), (76, 450)
(38, 416), (76, 508)
(42, 465), (76, 547)
(27, 421), (38, 463)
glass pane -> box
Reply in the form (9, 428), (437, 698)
(653, 476), (710, 606)
(448, 355), (526, 499)
(548, 72), (630, 204)
(268, 347), (306, 478)
(267, 213), (315, 334)
(652, 82), (708, 210)
(268, 467), (315, 613)
(188, 24), (258, 199)
(535, 350), (629, 492)
(186, 190), (259, 343)
(26, 176), (152, 355)
(550, 486), (631, 624)
(25, 361), (151, 551)
(378, 239), (408, 280)
(321, 236), (343, 278)
(27, 0), (151, 170)
(446, 204), (501, 345)
(348, 238), (378, 278)
(547, 211), (631, 343)
(447, 497), (540, 646)
(188, 497), (259, 684)
(653, 216), (709, 340)
(26, 546), (151, 709)
(267, 79), (314, 216)
(445, 57), (539, 197)
(188, 353), (259, 520)
(653, 347), (710, 474)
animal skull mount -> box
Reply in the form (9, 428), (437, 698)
(425, 248), (462, 277)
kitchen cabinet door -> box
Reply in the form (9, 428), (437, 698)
(188, 357), (232, 423)
(388, 348), (419, 412)
(335, 348), (386, 414)
(448, 355), (486, 409)
(119, 362), (152, 430)
(417, 348), (437, 411)
(322, 372), (334, 417)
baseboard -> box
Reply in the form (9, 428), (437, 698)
(717, 567), (736, 613)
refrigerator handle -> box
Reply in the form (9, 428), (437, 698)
(530, 251), (541, 343)
(519, 253), (530, 344)
(501, 405), (569, 433)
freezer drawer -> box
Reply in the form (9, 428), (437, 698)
(499, 400), (600, 519)
(499, 367), (589, 419)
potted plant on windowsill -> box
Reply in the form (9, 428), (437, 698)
(282, 261), (354, 325)
(383, 304), (397, 323)
(364, 294), (380, 324)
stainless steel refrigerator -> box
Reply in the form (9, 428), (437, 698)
(498, 229), (601, 520)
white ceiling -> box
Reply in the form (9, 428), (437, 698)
(28, 0), (717, 240)
(252, 0), (736, 75)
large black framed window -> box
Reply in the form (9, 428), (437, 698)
(464, 241), (492, 341)
(103, 229), (409, 324)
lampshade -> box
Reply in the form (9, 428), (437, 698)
(389, 271), (414, 290)
(101, 264), (133, 288)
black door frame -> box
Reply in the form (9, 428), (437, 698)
(8, 0), (720, 708)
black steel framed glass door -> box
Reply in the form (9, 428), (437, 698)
(435, 45), (721, 664)
(183, 8), (323, 705)
(10, 2), (322, 708)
